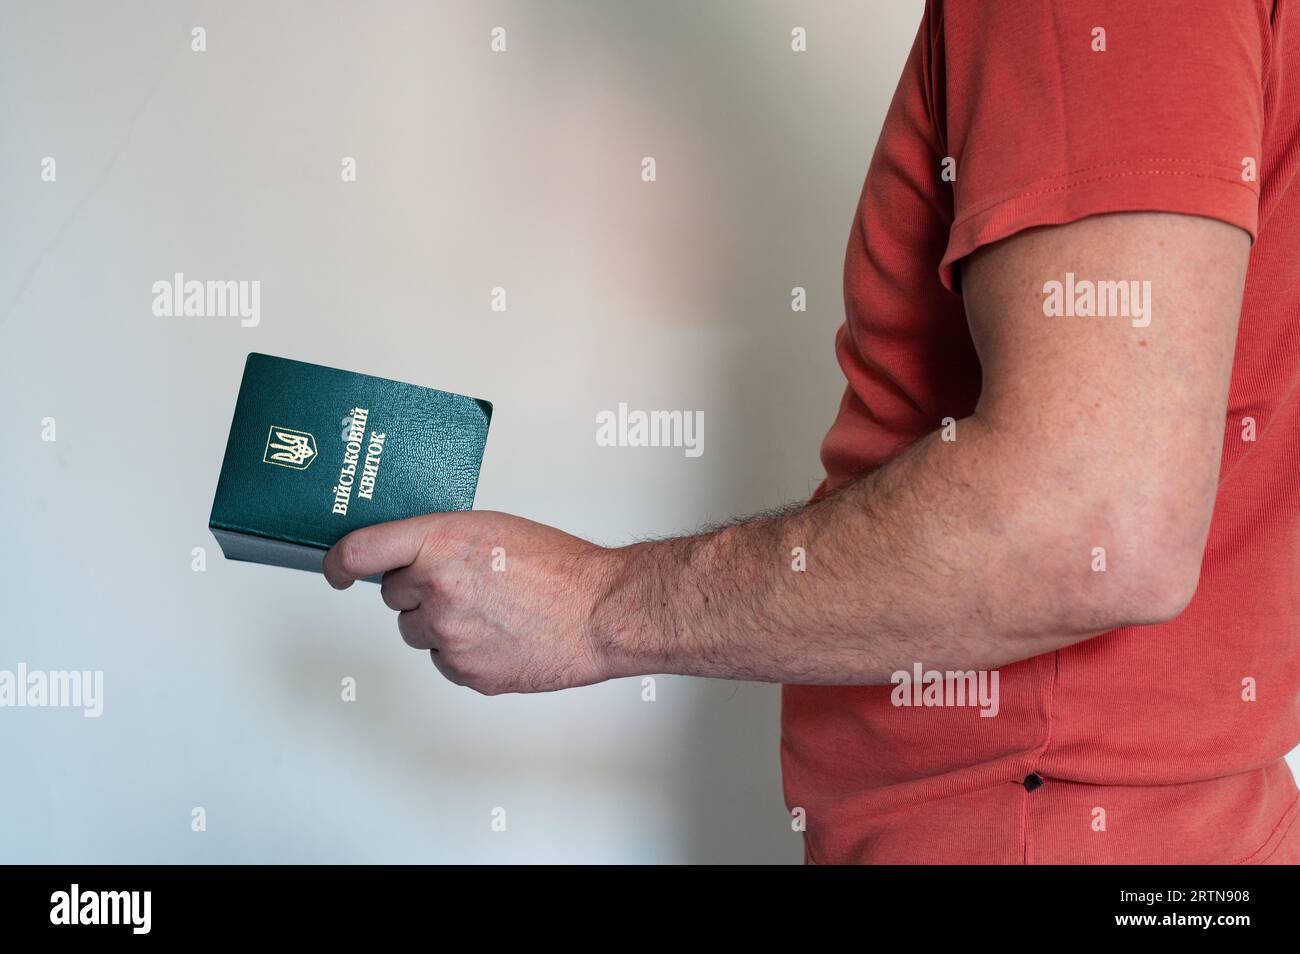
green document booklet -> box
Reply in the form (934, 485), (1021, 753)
(210, 353), (492, 578)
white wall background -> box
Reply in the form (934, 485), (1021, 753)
(0, 0), (923, 863)
(3, 0), (1294, 863)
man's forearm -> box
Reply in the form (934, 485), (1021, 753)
(590, 413), (1198, 685)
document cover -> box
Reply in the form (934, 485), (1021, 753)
(209, 353), (492, 578)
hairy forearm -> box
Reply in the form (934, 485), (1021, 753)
(591, 414), (1188, 685)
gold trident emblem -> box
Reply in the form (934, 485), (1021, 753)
(263, 426), (317, 470)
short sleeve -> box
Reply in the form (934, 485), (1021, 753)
(934, 0), (1270, 293)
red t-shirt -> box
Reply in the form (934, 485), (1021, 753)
(782, 0), (1300, 864)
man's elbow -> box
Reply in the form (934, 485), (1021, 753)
(1117, 538), (1204, 626)
(1049, 496), (1212, 632)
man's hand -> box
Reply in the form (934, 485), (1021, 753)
(322, 512), (619, 695)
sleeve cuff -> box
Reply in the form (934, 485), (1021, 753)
(939, 161), (1260, 294)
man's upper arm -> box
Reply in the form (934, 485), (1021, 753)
(961, 211), (1250, 616)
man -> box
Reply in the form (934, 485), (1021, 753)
(324, 0), (1300, 863)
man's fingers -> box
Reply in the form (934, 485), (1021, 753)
(380, 566), (422, 612)
(397, 608), (437, 651)
(429, 649), (464, 686)
(323, 516), (436, 589)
